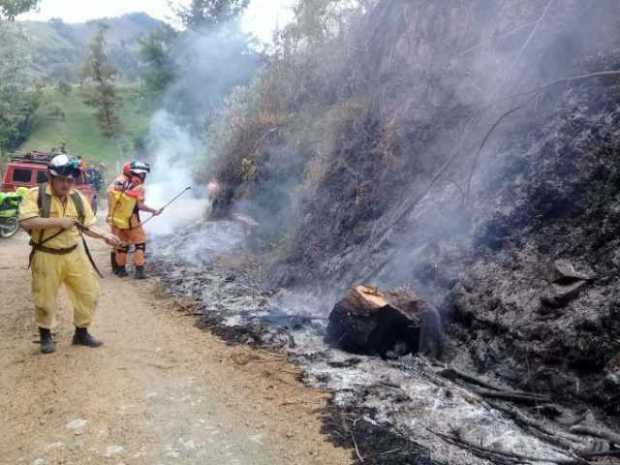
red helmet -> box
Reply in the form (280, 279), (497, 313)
(123, 161), (151, 179)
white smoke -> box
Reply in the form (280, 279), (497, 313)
(143, 110), (210, 236)
(140, 19), (258, 237)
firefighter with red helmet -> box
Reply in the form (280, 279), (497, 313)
(107, 161), (161, 279)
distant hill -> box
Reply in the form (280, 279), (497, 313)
(19, 13), (168, 82)
(20, 84), (152, 163)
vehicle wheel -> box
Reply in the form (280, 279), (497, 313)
(0, 217), (19, 238)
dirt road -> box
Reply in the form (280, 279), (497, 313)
(0, 231), (351, 465)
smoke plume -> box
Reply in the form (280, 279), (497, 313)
(142, 21), (258, 236)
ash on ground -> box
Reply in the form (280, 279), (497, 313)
(151, 221), (618, 465)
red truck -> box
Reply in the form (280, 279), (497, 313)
(1, 151), (99, 213)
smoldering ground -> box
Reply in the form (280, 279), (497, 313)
(150, 1), (620, 464)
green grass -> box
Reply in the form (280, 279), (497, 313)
(20, 85), (153, 163)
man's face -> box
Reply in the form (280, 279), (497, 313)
(50, 176), (75, 198)
(131, 174), (145, 185)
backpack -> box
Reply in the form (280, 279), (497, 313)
(107, 189), (137, 229)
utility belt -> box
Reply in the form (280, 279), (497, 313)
(29, 241), (78, 256)
(28, 231), (103, 278)
(28, 238), (78, 269)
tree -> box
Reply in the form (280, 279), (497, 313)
(139, 26), (177, 98)
(138, 0), (251, 105)
(0, 0), (42, 153)
(0, 0), (39, 21)
(81, 26), (122, 138)
(176, 0), (250, 30)
(57, 80), (72, 96)
(0, 23), (40, 152)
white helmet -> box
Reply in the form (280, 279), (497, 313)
(48, 154), (81, 179)
(123, 161), (151, 179)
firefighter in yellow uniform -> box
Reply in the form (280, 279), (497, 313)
(19, 154), (121, 354)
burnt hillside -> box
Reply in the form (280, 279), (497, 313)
(203, 0), (620, 406)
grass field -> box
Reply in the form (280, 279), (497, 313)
(20, 85), (153, 164)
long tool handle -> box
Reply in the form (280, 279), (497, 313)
(161, 186), (192, 211)
(140, 186), (192, 227)
(76, 223), (104, 239)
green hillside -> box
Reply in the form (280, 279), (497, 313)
(20, 86), (152, 163)
(19, 13), (168, 81)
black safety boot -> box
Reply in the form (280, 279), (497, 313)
(72, 327), (104, 348)
(111, 252), (119, 275)
(116, 266), (128, 278)
(134, 266), (147, 280)
(39, 328), (56, 354)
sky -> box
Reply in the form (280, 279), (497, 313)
(19, 0), (296, 43)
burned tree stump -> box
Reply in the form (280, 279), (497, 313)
(326, 285), (443, 359)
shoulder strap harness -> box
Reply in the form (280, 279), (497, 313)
(29, 184), (103, 278)
(37, 183), (85, 223)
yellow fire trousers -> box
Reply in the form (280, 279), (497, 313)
(31, 247), (100, 330)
